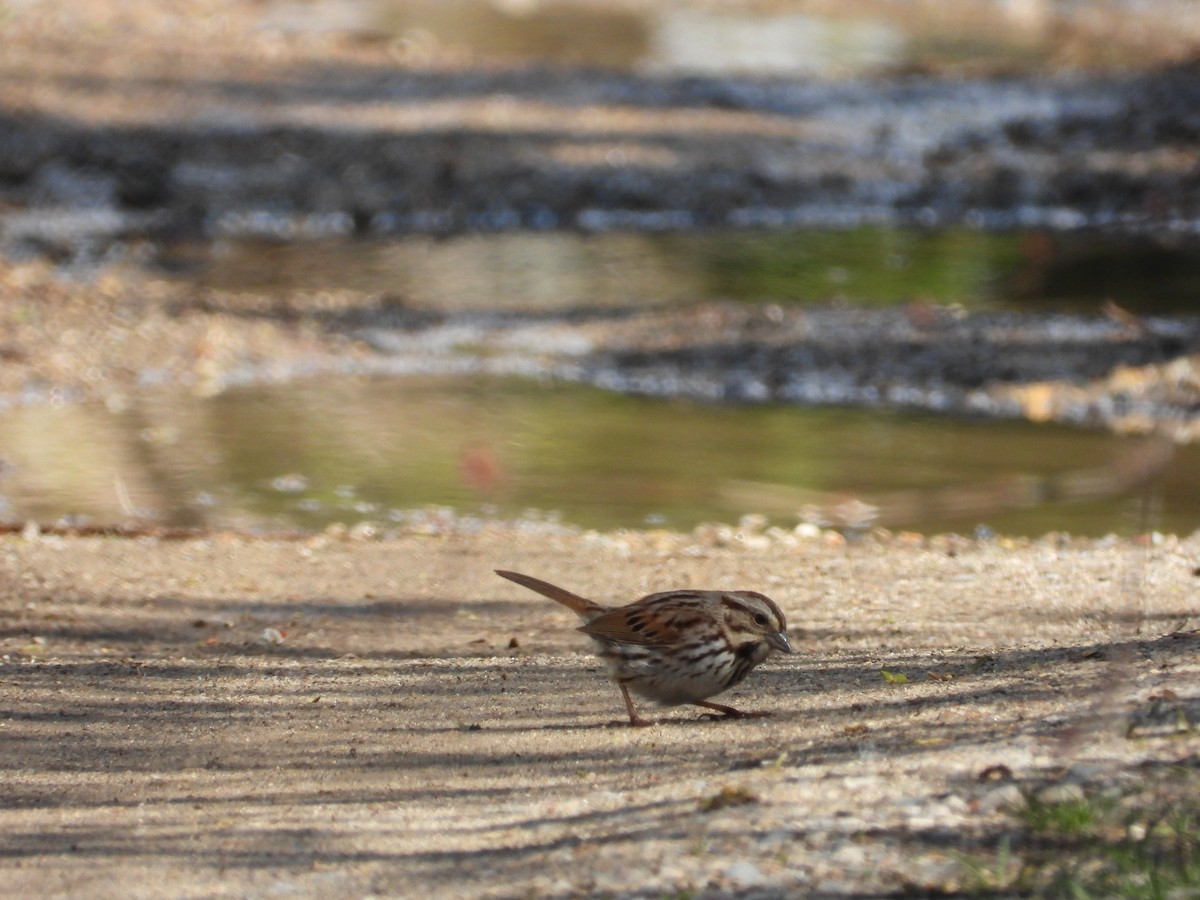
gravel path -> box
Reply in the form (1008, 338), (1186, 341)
(3, 5), (1200, 892)
(3, 528), (1198, 896)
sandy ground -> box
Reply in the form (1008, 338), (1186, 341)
(2, 3), (1200, 894)
(2, 527), (1198, 896)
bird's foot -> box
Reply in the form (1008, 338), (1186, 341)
(694, 700), (774, 721)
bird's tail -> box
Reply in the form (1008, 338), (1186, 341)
(494, 570), (602, 617)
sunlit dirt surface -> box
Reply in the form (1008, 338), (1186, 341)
(1, 529), (1198, 896)
(2, 8), (1200, 891)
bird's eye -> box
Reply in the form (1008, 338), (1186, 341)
(753, 613), (768, 626)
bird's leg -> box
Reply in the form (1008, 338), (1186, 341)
(694, 700), (773, 720)
(620, 683), (652, 727)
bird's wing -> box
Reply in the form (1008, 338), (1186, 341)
(577, 591), (709, 646)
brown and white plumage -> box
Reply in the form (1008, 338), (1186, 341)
(495, 569), (793, 726)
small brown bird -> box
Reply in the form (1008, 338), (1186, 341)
(495, 569), (792, 726)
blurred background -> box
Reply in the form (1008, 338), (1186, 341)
(1, 0), (1199, 536)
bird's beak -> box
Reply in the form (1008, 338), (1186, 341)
(766, 631), (794, 654)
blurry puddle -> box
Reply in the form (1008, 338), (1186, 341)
(265, 0), (1196, 75)
(0, 376), (1194, 537)
(160, 227), (1200, 315)
(5, 4), (1200, 534)
(9, 226), (1200, 536)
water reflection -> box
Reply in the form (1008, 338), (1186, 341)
(167, 232), (710, 311)
(160, 228), (1200, 315)
(264, 0), (1200, 75)
(375, 0), (650, 69)
(646, 11), (905, 77)
(1, 377), (1195, 536)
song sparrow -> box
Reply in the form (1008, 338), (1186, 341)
(495, 569), (793, 726)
